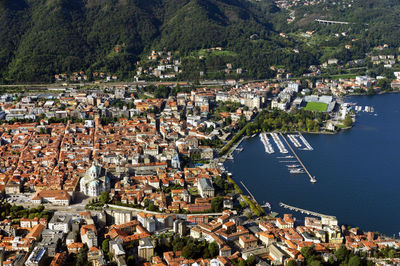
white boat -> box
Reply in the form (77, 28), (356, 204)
(290, 169), (305, 174)
(277, 155), (294, 159)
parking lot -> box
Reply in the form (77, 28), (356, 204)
(5, 194), (33, 204)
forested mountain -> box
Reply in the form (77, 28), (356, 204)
(0, 0), (400, 82)
(0, 0), (282, 82)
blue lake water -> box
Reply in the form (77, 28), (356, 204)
(224, 93), (400, 236)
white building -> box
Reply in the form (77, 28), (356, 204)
(80, 163), (110, 197)
(48, 214), (71, 233)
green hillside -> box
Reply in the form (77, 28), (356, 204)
(0, 0), (399, 82)
(0, 0), (282, 82)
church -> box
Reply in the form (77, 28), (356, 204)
(80, 162), (110, 197)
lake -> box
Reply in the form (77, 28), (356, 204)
(224, 93), (400, 236)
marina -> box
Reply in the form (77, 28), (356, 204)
(224, 94), (400, 235)
(270, 132), (288, 154)
(259, 132), (315, 176)
(259, 132), (274, 154)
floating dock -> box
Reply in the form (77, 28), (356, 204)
(298, 133), (313, 151)
(287, 134), (302, 148)
(270, 132), (288, 154)
(260, 132), (274, 154)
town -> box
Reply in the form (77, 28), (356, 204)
(0, 79), (398, 266)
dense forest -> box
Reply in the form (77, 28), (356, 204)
(0, 0), (282, 82)
(0, 0), (399, 82)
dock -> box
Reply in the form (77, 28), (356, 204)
(270, 132), (288, 154)
(298, 132), (313, 150)
(279, 133), (316, 183)
(279, 202), (336, 219)
(222, 136), (245, 161)
(260, 132), (274, 154)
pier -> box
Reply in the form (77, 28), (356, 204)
(240, 181), (258, 203)
(279, 133), (316, 183)
(279, 202), (336, 220)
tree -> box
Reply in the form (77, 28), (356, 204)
(377, 78), (390, 91)
(287, 259), (297, 266)
(211, 196), (223, 212)
(214, 176), (224, 191)
(367, 88), (376, 95)
(343, 114), (353, 127)
(335, 245), (350, 262)
(208, 241), (219, 258)
(388, 248), (397, 258)
(76, 244), (89, 266)
(99, 192), (109, 204)
(238, 259), (246, 266)
(36, 205), (45, 213)
(309, 260), (322, 266)
(182, 244), (195, 259)
(127, 255), (135, 265)
(102, 239), (110, 254)
(147, 201), (158, 212)
(246, 255), (257, 266)
(172, 238), (186, 252)
(348, 255), (361, 266)
(301, 246), (315, 259)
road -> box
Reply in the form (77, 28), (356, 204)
(106, 204), (223, 219)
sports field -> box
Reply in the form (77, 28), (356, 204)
(303, 102), (328, 112)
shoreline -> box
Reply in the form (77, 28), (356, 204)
(345, 89), (400, 97)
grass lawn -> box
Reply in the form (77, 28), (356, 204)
(304, 102), (328, 112)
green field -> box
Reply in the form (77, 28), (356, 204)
(304, 102), (328, 112)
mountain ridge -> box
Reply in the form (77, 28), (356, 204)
(0, 0), (277, 82)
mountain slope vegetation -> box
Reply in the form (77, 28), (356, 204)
(0, 0), (399, 82)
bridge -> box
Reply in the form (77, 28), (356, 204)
(279, 202), (336, 220)
(315, 19), (350, 25)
